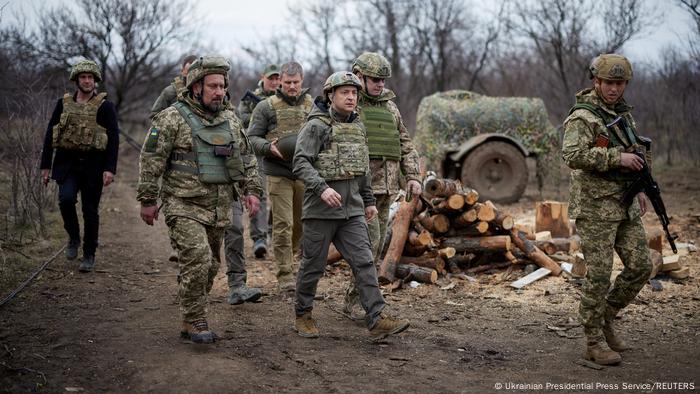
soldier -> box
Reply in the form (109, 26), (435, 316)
(149, 55), (197, 119)
(222, 64), (280, 305)
(293, 71), (409, 341)
(562, 54), (652, 365)
(137, 56), (263, 343)
(40, 59), (120, 272)
(343, 52), (422, 318)
(248, 61), (314, 292)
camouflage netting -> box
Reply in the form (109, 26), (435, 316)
(414, 90), (561, 191)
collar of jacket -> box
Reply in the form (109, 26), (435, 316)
(359, 88), (396, 104)
(576, 87), (632, 116)
(180, 93), (230, 124)
(275, 87), (310, 105)
(310, 96), (358, 123)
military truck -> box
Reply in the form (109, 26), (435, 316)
(414, 90), (559, 203)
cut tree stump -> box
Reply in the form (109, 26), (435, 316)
(535, 201), (571, 238)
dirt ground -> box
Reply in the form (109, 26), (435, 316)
(1, 160), (699, 393)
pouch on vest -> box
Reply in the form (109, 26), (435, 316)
(314, 121), (369, 181)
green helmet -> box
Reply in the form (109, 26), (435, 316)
(323, 71), (363, 94)
(351, 52), (391, 79)
(186, 56), (231, 89)
(70, 60), (102, 82)
(589, 54), (633, 81)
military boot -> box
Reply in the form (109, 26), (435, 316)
(604, 308), (630, 352)
(342, 282), (365, 321)
(181, 318), (217, 344)
(369, 313), (410, 342)
(584, 337), (622, 365)
(227, 285), (263, 305)
(295, 312), (320, 338)
(253, 239), (267, 259)
(65, 239), (80, 260)
(78, 255), (96, 273)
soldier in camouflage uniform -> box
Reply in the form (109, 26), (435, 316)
(40, 59), (120, 273)
(293, 71), (409, 341)
(137, 56), (263, 344)
(149, 55), (197, 119)
(248, 62), (314, 292)
(562, 54), (652, 365)
(223, 64), (280, 304)
(342, 52), (422, 318)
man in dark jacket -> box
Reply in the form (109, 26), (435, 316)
(40, 59), (120, 272)
(292, 71), (409, 342)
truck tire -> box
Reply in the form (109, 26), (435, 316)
(460, 141), (528, 203)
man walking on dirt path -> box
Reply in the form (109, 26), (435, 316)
(292, 71), (409, 341)
(248, 61), (314, 293)
(222, 64), (281, 305)
(562, 54), (652, 365)
(40, 59), (120, 273)
(137, 56), (263, 344)
(342, 52), (423, 319)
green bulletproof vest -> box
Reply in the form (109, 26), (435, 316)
(266, 95), (313, 141)
(568, 102), (645, 181)
(359, 105), (401, 160)
(53, 92), (108, 151)
(314, 118), (369, 181)
(170, 102), (245, 184)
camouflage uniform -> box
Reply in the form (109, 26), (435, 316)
(562, 87), (651, 341)
(149, 76), (186, 119)
(137, 94), (262, 323)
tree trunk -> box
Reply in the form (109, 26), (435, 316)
(378, 197), (420, 283)
(395, 264), (438, 283)
(440, 235), (512, 253)
(509, 229), (562, 276)
(535, 201), (571, 238)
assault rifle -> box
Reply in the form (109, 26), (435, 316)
(241, 90), (262, 106)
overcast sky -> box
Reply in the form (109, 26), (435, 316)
(3, 0), (695, 67)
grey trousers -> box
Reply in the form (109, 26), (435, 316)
(249, 162), (268, 242)
(295, 216), (385, 329)
(224, 200), (246, 288)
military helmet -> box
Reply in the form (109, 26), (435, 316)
(589, 54), (633, 81)
(322, 71), (363, 94)
(351, 52), (392, 79)
(70, 60), (102, 82)
(186, 56), (231, 89)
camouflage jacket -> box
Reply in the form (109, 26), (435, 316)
(236, 81), (276, 129)
(137, 95), (263, 227)
(358, 89), (421, 195)
(149, 76), (186, 119)
(293, 98), (375, 220)
(562, 88), (643, 221)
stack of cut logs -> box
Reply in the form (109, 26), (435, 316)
(370, 178), (564, 285)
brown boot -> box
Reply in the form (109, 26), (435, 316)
(604, 307), (630, 352)
(181, 318), (216, 344)
(584, 337), (621, 365)
(295, 312), (320, 338)
(369, 313), (410, 342)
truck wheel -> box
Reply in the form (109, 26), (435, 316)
(461, 141), (528, 203)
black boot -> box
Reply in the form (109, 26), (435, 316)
(65, 239), (80, 260)
(78, 255), (96, 272)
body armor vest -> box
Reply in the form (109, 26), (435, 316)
(53, 92), (108, 151)
(569, 102), (647, 182)
(314, 118), (369, 181)
(266, 95), (313, 141)
(360, 105), (401, 160)
(171, 102), (245, 184)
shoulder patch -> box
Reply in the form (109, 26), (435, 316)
(144, 127), (159, 152)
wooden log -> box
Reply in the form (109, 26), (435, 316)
(447, 253), (475, 268)
(403, 242), (429, 257)
(462, 187), (480, 206)
(513, 224), (536, 240)
(465, 261), (511, 274)
(395, 264), (438, 283)
(509, 229), (563, 276)
(446, 221), (489, 237)
(327, 243), (343, 264)
(504, 251), (518, 264)
(399, 255), (445, 273)
(418, 212), (450, 234)
(571, 252), (586, 278)
(440, 235), (512, 254)
(475, 201), (496, 222)
(492, 212), (514, 231)
(535, 240), (557, 255)
(661, 254), (681, 272)
(408, 230), (433, 247)
(535, 201), (571, 238)
(424, 178), (462, 198)
(550, 237), (580, 254)
(438, 247), (456, 259)
(646, 228), (664, 254)
(378, 197), (420, 283)
(433, 193), (465, 213)
(453, 208), (478, 227)
(535, 231), (552, 241)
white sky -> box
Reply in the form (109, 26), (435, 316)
(2, 0), (695, 67)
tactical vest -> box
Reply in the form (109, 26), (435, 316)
(170, 102), (245, 185)
(52, 92), (108, 151)
(314, 118), (369, 181)
(266, 95), (314, 142)
(568, 102), (647, 181)
(360, 105), (401, 160)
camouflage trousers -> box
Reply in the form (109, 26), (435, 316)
(367, 193), (398, 264)
(167, 216), (224, 322)
(577, 216), (651, 338)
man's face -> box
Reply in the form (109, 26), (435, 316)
(280, 73), (303, 97)
(364, 75), (385, 96)
(181, 62), (193, 78)
(262, 73), (281, 92)
(77, 73), (95, 94)
(330, 86), (358, 116)
(595, 77), (627, 105)
(195, 74), (226, 112)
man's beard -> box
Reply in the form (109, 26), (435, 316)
(78, 84), (94, 94)
(204, 100), (222, 112)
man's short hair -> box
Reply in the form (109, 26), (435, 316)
(280, 61), (304, 78)
(182, 55), (198, 70)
